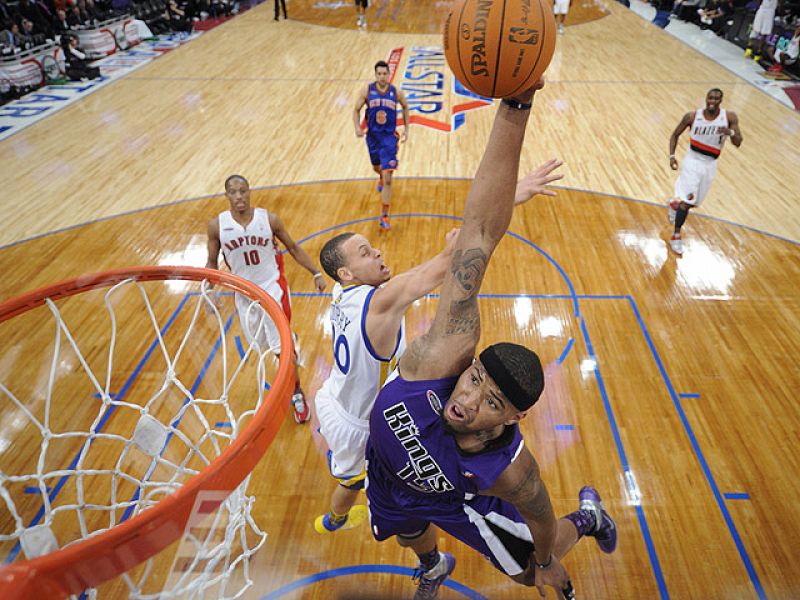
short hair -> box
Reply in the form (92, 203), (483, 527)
(479, 342), (544, 411)
(224, 174), (248, 191)
(374, 60), (389, 72)
(707, 88), (723, 97)
(320, 233), (356, 282)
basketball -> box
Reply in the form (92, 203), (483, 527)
(444, 0), (557, 98)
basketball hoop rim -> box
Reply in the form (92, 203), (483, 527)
(0, 266), (295, 599)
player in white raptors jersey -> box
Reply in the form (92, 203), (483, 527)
(312, 159), (566, 534)
(666, 89), (743, 255)
(206, 175), (327, 423)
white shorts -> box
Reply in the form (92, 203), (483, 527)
(674, 150), (718, 207)
(235, 292), (284, 353)
(316, 389), (370, 482)
(750, 7), (775, 37)
(554, 0), (570, 14)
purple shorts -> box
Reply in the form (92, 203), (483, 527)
(365, 460), (535, 576)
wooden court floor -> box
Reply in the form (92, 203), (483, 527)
(0, 1), (799, 599)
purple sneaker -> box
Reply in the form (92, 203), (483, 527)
(413, 552), (455, 599)
(579, 486), (617, 554)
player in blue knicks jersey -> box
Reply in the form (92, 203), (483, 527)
(353, 60), (410, 231)
(365, 80), (617, 600)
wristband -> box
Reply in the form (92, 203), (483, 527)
(534, 555), (553, 570)
(669, 154), (676, 159)
(502, 98), (532, 110)
(313, 272), (323, 279)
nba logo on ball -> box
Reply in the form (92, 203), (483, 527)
(444, 0), (556, 98)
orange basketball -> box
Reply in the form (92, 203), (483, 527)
(444, 0), (556, 98)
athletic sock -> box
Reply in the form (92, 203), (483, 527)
(328, 510), (348, 527)
(417, 547), (440, 572)
(564, 509), (598, 538)
(675, 206), (689, 229)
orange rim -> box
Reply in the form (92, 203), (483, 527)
(0, 266), (293, 599)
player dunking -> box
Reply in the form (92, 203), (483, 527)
(313, 161), (564, 535)
(365, 80), (617, 600)
(667, 88), (743, 255)
(206, 175), (327, 423)
(353, 60), (410, 231)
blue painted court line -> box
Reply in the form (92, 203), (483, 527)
(678, 393), (701, 399)
(579, 315), (670, 599)
(235, 335), (245, 360)
(260, 564), (486, 600)
(626, 296), (766, 599)
(23, 487), (51, 494)
(4, 292), (192, 565)
(92, 392), (117, 399)
(557, 338), (575, 364)
(554, 424), (575, 431)
(215, 422), (232, 429)
(724, 493), (751, 501)
(120, 312), (235, 523)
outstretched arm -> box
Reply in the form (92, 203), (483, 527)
(206, 217), (221, 270)
(270, 212), (327, 292)
(400, 82), (544, 381)
(669, 112), (693, 170)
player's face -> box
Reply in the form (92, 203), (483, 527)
(705, 91), (723, 114)
(442, 359), (522, 434)
(225, 178), (250, 213)
(375, 67), (390, 87)
(340, 234), (391, 285)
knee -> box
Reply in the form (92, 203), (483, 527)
(679, 201), (692, 210)
(383, 171), (393, 184)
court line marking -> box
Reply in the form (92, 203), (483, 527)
(678, 392), (701, 398)
(2, 180), (796, 252)
(724, 493), (751, 501)
(259, 563), (486, 600)
(557, 337), (575, 364)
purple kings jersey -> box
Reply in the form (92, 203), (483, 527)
(366, 374), (524, 512)
(366, 83), (398, 134)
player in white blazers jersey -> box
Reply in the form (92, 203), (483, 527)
(666, 89), (743, 255)
(206, 175), (327, 423)
(312, 159), (566, 534)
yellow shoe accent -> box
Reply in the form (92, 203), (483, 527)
(314, 505), (368, 534)
(744, 48), (752, 58)
(753, 55), (761, 62)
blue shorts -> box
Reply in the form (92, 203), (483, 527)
(366, 131), (399, 172)
(365, 460), (534, 576)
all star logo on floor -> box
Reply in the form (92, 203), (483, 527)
(388, 46), (494, 134)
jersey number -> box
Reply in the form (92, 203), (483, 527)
(334, 334), (350, 375)
(376, 110), (387, 125)
(243, 250), (260, 266)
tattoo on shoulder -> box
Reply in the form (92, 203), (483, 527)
(507, 462), (553, 520)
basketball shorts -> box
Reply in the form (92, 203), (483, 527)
(554, 0), (570, 15)
(355, 0), (368, 7)
(365, 460), (534, 576)
(366, 131), (399, 172)
(674, 150), (718, 207)
(234, 287), (288, 353)
(750, 7), (775, 36)
(316, 389), (370, 482)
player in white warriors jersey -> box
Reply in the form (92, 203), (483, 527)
(312, 159), (565, 534)
(666, 88), (743, 255)
(206, 175), (327, 423)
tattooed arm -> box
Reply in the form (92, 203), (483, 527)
(400, 81), (545, 380)
(482, 446), (571, 592)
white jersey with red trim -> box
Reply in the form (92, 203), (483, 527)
(219, 208), (286, 305)
(688, 108), (728, 159)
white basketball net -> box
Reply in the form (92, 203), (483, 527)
(0, 276), (281, 599)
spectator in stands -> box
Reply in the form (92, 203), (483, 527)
(17, 0), (52, 36)
(746, 0), (783, 61)
(699, 0), (733, 33)
(0, 21), (20, 53)
(767, 24), (800, 70)
(78, 0), (97, 24)
(52, 7), (70, 34)
(653, 0), (673, 27)
(67, 2), (89, 27)
(0, 2), (17, 27)
(166, 0), (192, 32)
(64, 32), (100, 79)
(19, 17), (47, 47)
